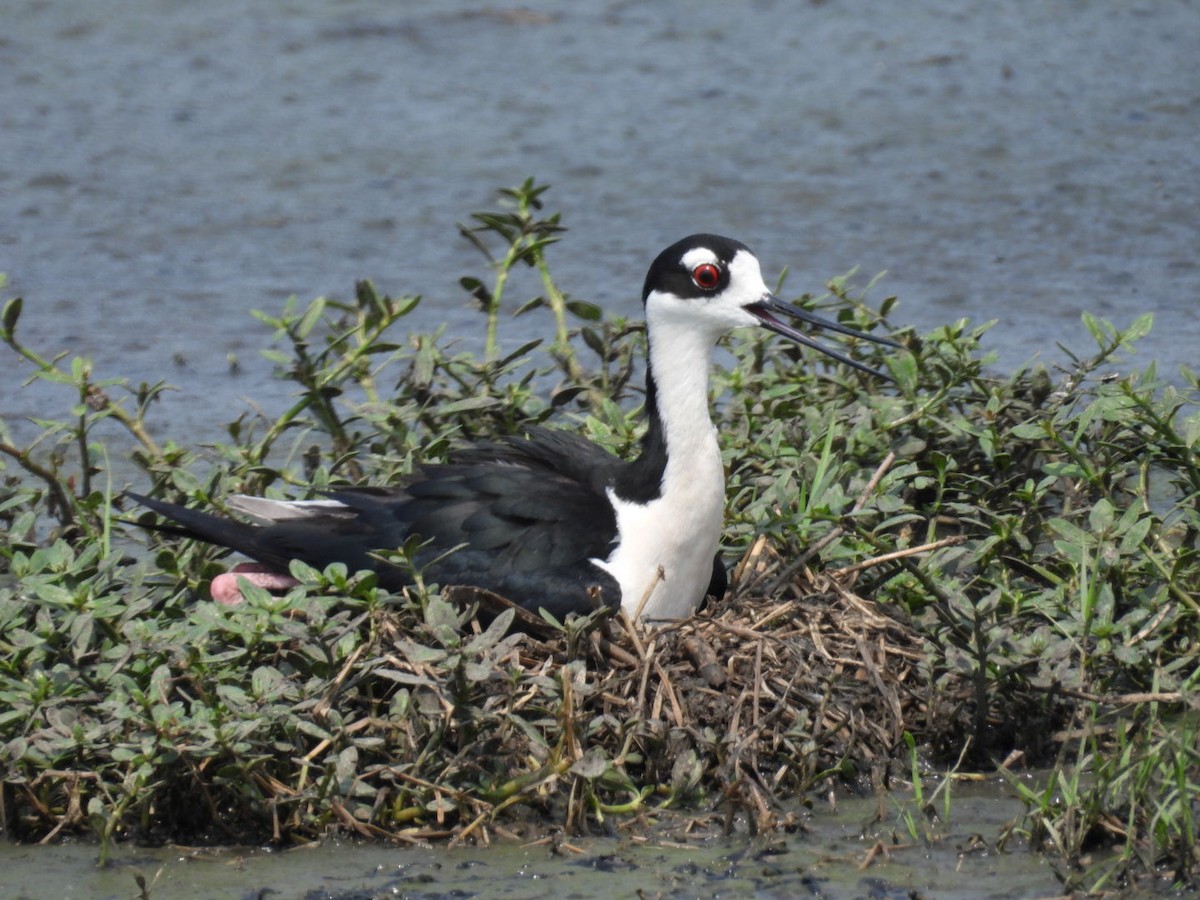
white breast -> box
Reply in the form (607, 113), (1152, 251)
(598, 441), (725, 619)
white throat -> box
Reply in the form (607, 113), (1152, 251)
(647, 309), (724, 479)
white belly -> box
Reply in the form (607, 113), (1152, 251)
(596, 444), (725, 620)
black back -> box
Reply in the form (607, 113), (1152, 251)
(130, 427), (628, 617)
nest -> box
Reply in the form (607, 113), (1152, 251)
(411, 537), (936, 845)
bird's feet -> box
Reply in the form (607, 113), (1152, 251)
(210, 562), (299, 605)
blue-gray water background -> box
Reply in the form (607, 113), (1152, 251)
(3, 0), (1198, 442)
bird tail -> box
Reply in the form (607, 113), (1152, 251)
(124, 492), (255, 552)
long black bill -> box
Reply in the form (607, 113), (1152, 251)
(745, 294), (901, 379)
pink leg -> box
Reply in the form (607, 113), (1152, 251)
(210, 562), (300, 605)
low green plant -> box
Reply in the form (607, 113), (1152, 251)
(1001, 696), (1200, 893)
(1, 183), (1197, 888)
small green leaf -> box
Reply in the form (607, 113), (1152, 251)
(437, 395), (499, 415)
(1124, 312), (1153, 343)
(423, 593), (465, 645)
(463, 661), (495, 682)
(580, 327), (606, 356)
(498, 339), (542, 368)
(569, 748), (608, 780)
(466, 608), (515, 654)
(1009, 421), (1047, 440)
(1088, 499), (1115, 533)
(460, 277), (493, 308)
(295, 296), (326, 339)
(1049, 517), (1093, 551)
(1117, 516), (1153, 554)
(887, 350), (919, 392)
(551, 385), (588, 407)
(1, 296), (21, 338)
(565, 300), (601, 321)
(513, 296), (545, 317)
(251, 666), (284, 697)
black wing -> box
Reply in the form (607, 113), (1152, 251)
(129, 427), (625, 616)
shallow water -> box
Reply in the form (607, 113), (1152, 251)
(0, 784), (1074, 899)
(3, 0), (1198, 450)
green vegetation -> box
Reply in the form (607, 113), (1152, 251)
(1, 181), (1197, 892)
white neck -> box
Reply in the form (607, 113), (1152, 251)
(645, 313), (723, 477)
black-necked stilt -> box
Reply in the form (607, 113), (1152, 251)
(129, 234), (898, 620)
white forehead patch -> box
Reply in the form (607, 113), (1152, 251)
(679, 246), (721, 270)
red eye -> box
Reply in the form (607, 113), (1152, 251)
(692, 263), (721, 290)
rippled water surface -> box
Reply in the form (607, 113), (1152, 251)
(4, 0), (1198, 445)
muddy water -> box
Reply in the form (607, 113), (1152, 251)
(0, 785), (1072, 899)
(3, 0), (1198, 449)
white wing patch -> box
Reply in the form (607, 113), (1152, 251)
(227, 495), (352, 523)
